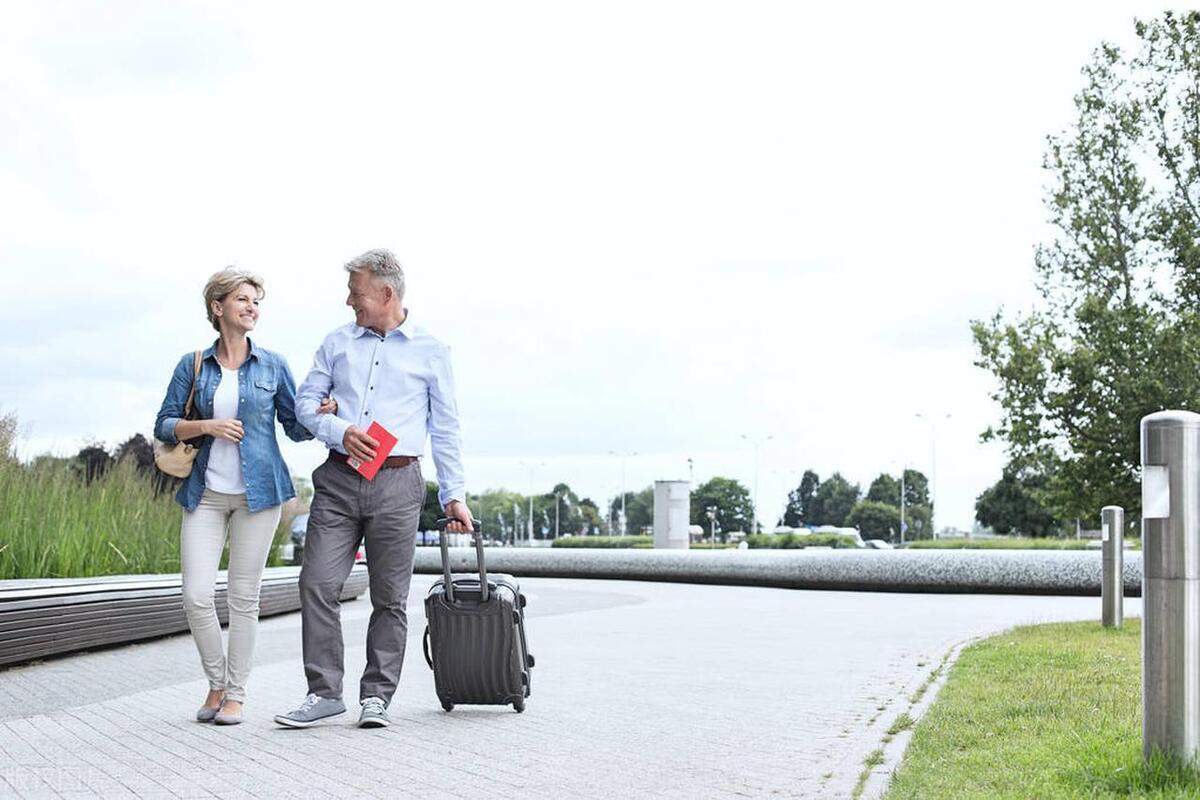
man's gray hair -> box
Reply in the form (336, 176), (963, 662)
(345, 248), (405, 299)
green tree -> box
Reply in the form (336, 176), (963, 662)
(609, 486), (654, 535)
(973, 12), (1200, 522)
(866, 474), (901, 506)
(975, 464), (1060, 536)
(469, 488), (527, 541)
(420, 481), (442, 531)
(808, 472), (860, 527)
(846, 500), (901, 541)
(902, 504), (932, 540)
(690, 477), (753, 542)
(901, 469), (930, 509)
(577, 498), (603, 534)
(866, 470), (929, 512)
(782, 470), (820, 527)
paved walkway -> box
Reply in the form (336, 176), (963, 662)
(0, 578), (1135, 799)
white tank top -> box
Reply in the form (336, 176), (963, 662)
(204, 366), (246, 495)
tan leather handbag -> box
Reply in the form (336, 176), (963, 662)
(153, 351), (203, 478)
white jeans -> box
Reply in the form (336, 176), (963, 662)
(180, 489), (281, 702)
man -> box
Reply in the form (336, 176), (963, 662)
(276, 248), (473, 729)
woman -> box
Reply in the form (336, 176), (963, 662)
(154, 267), (330, 725)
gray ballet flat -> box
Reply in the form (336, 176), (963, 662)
(214, 704), (243, 725)
(196, 704), (220, 723)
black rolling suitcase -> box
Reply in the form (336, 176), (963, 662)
(422, 519), (534, 712)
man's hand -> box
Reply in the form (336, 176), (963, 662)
(443, 500), (475, 533)
(317, 397), (337, 415)
(343, 425), (380, 463)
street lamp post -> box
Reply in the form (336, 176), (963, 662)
(915, 413), (951, 536)
(518, 460), (545, 545)
(741, 434), (773, 536)
(609, 451), (638, 536)
(706, 505), (718, 549)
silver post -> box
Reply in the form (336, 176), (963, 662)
(1101, 505), (1124, 628)
(1141, 410), (1200, 762)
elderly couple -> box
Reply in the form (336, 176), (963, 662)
(153, 248), (474, 728)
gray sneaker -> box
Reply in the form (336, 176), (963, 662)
(274, 694), (346, 728)
(358, 697), (390, 728)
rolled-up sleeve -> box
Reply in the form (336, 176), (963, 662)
(428, 344), (465, 508)
(154, 354), (193, 443)
(297, 337), (351, 449)
(276, 357), (314, 442)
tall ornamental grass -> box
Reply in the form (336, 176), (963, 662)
(0, 456), (183, 579)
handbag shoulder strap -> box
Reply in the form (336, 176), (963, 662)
(183, 350), (202, 419)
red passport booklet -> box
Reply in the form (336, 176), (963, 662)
(347, 421), (398, 481)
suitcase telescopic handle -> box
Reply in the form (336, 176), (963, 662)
(436, 518), (487, 603)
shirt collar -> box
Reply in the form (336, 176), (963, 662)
(202, 337), (261, 363)
(354, 309), (414, 340)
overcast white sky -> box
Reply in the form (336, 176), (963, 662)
(0, 2), (1175, 531)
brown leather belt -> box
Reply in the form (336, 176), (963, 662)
(328, 451), (418, 470)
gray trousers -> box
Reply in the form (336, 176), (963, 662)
(299, 457), (424, 705)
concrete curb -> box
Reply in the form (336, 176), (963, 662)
(416, 547), (1143, 596)
(860, 639), (970, 799)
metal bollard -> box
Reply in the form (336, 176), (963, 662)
(1141, 410), (1200, 761)
(1101, 505), (1124, 628)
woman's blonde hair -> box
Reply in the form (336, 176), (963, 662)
(203, 267), (265, 332)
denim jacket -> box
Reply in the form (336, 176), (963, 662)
(154, 339), (313, 512)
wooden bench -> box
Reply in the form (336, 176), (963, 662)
(0, 564), (369, 667)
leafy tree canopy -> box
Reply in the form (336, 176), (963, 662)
(690, 477), (753, 542)
(782, 470), (820, 527)
(973, 12), (1200, 522)
(808, 472), (860, 527)
(975, 463), (1060, 536)
(846, 500), (901, 541)
(609, 486), (654, 536)
(866, 474), (901, 506)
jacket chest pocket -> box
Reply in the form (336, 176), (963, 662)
(249, 375), (277, 416)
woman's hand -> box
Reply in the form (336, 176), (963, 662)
(318, 397), (338, 415)
(205, 419), (244, 443)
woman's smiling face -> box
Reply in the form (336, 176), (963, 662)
(214, 282), (262, 334)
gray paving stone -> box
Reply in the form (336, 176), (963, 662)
(0, 578), (1137, 798)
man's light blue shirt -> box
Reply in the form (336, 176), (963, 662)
(295, 314), (466, 508)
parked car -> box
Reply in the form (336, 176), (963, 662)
(862, 539), (895, 550)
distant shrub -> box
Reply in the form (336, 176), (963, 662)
(908, 537), (1142, 550)
(744, 532), (859, 549)
(551, 535), (653, 549)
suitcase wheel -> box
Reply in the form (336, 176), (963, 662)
(441, 700), (454, 712)
(526, 653), (536, 668)
(519, 593), (527, 608)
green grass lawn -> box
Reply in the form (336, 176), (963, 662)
(885, 619), (1200, 799)
(908, 537), (1141, 550)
